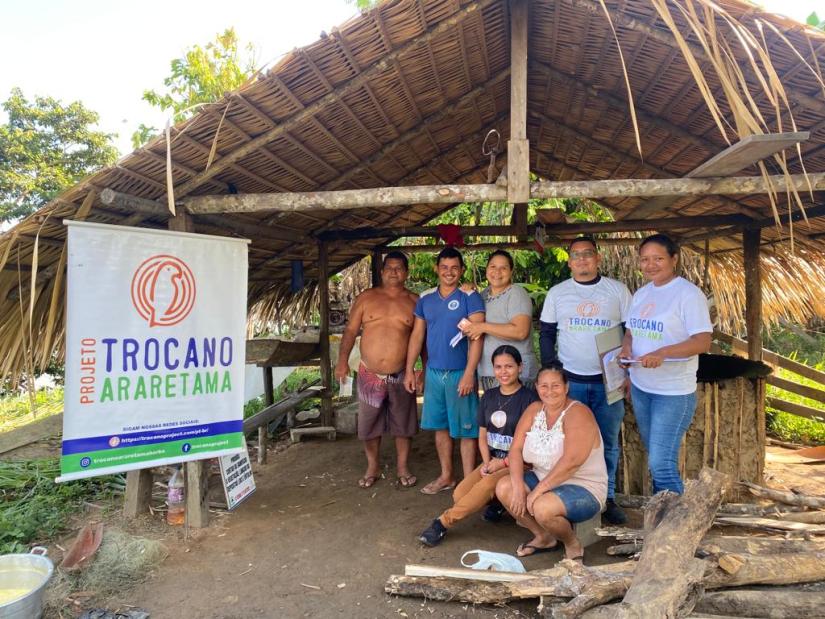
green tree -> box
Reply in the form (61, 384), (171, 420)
(132, 28), (256, 149)
(807, 11), (825, 29)
(347, 0), (380, 9)
(0, 88), (118, 223)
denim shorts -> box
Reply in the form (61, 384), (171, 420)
(523, 471), (602, 523)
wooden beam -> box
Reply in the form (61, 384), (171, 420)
(624, 133), (810, 219)
(170, 0), (496, 199)
(540, 214), (749, 234)
(320, 225), (514, 241)
(318, 241), (333, 427)
(507, 0), (530, 205)
(743, 228), (762, 361)
(184, 173), (825, 214)
(185, 184), (506, 213)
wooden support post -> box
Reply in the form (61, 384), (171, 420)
(170, 209), (210, 527)
(259, 366), (274, 465)
(122, 207), (200, 521)
(743, 228), (762, 361)
(371, 249), (382, 287)
(184, 460), (209, 529)
(123, 469), (153, 518)
(508, 0), (530, 223)
(318, 241), (333, 427)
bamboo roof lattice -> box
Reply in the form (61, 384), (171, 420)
(2, 0), (825, 381)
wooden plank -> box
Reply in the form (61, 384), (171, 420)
(622, 132), (810, 219)
(768, 375), (825, 405)
(689, 132), (809, 178)
(319, 225), (513, 241)
(182, 173), (825, 215)
(766, 396), (825, 421)
(124, 469), (153, 519)
(405, 564), (536, 583)
(714, 330), (825, 386)
(743, 228), (762, 361)
(0, 412), (62, 455)
(241, 382), (322, 433)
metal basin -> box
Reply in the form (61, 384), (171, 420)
(0, 547), (54, 619)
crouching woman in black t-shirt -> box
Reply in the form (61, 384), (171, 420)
(417, 345), (539, 546)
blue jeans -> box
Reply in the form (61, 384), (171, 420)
(631, 384), (696, 494)
(567, 380), (624, 499)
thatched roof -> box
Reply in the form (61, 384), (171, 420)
(2, 0), (825, 380)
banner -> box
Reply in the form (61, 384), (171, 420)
(60, 221), (249, 481)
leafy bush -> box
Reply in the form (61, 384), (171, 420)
(766, 357), (825, 445)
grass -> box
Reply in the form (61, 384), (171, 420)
(766, 359), (825, 445)
(0, 458), (124, 554)
(0, 387), (63, 433)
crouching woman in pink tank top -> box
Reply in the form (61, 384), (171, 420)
(495, 362), (607, 562)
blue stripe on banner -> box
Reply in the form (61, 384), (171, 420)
(61, 420), (243, 455)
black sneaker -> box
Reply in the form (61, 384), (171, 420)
(603, 498), (627, 525)
(418, 518), (447, 547)
(481, 500), (507, 523)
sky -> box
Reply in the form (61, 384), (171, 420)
(0, 0), (821, 157)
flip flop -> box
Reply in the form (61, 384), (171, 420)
(397, 474), (417, 488)
(567, 555), (584, 563)
(358, 475), (379, 489)
(516, 541), (561, 557)
(420, 479), (456, 495)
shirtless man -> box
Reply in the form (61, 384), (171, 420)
(335, 251), (419, 489)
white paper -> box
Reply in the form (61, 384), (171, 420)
(339, 375), (353, 397)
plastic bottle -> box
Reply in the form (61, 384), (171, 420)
(166, 466), (185, 525)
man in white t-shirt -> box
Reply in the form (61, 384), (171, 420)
(539, 236), (632, 524)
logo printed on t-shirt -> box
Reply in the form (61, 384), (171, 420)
(490, 410), (507, 428)
(447, 300), (459, 310)
(639, 303), (655, 318)
(576, 301), (600, 317)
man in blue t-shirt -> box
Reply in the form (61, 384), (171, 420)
(405, 247), (485, 495)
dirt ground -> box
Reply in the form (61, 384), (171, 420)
(91, 432), (628, 619)
(10, 430), (821, 618)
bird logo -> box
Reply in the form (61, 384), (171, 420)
(131, 255), (196, 327)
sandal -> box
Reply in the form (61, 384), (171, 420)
(358, 475), (379, 489)
(397, 474), (417, 488)
(420, 479), (456, 495)
(516, 541), (560, 557)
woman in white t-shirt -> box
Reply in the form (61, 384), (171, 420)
(620, 234), (712, 494)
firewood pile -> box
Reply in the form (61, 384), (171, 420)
(385, 468), (825, 618)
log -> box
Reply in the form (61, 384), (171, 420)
(705, 551), (825, 588)
(715, 515), (825, 534)
(387, 552), (825, 610)
(385, 561), (637, 604)
(617, 494), (809, 516)
(699, 535), (825, 556)
(612, 535), (825, 557)
(740, 482), (825, 509)
(180, 173), (825, 214)
(693, 589), (825, 618)
(606, 468), (730, 617)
